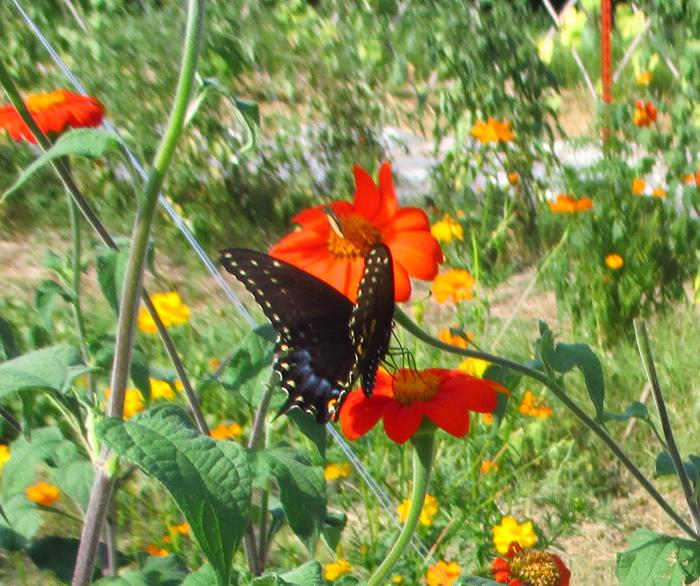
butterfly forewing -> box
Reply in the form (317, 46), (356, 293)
(348, 244), (395, 396)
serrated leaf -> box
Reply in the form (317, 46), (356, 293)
(0, 315), (19, 361)
(96, 248), (130, 314)
(0, 345), (83, 400)
(258, 446), (326, 553)
(98, 405), (252, 586)
(655, 451), (699, 484)
(616, 529), (700, 585)
(3, 129), (122, 200)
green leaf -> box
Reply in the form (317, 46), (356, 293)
(0, 315), (19, 361)
(280, 561), (324, 585)
(50, 456), (94, 511)
(1, 427), (65, 497)
(287, 409), (326, 464)
(35, 279), (72, 333)
(322, 511), (347, 552)
(98, 405), (252, 586)
(3, 129), (123, 200)
(616, 529), (700, 585)
(96, 248), (130, 314)
(0, 493), (41, 550)
(604, 401), (650, 423)
(655, 451), (700, 484)
(0, 345), (84, 401)
(181, 564), (220, 586)
(536, 322), (605, 419)
(221, 329), (274, 406)
(257, 446), (326, 553)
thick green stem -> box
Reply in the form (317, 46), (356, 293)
(395, 308), (699, 540)
(367, 429), (435, 586)
(70, 2), (206, 584)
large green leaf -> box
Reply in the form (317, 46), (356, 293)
(181, 564), (220, 586)
(0, 345), (83, 400)
(257, 446), (326, 553)
(287, 409), (326, 464)
(3, 129), (123, 200)
(0, 493), (41, 550)
(98, 405), (252, 586)
(221, 329), (274, 406)
(536, 322), (605, 419)
(616, 529), (700, 585)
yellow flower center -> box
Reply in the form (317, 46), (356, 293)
(26, 90), (67, 111)
(510, 550), (561, 586)
(392, 371), (441, 405)
(327, 213), (381, 258)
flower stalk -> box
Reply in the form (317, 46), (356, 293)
(395, 307), (699, 540)
(367, 426), (435, 586)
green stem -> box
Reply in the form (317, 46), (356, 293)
(634, 320), (700, 532)
(395, 307), (699, 540)
(71, 3), (206, 584)
(367, 429), (435, 586)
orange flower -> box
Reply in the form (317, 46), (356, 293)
(652, 186), (667, 199)
(508, 171), (520, 185)
(519, 390), (553, 418)
(605, 254), (624, 270)
(25, 481), (60, 507)
(269, 162), (443, 302)
(438, 328), (473, 348)
(632, 178), (646, 195)
(432, 269), (475, 304)
(145, 543), (169, 557)
(480, 459), (499, 474)
(547, 194), (593, 213)
(633, 99), (657, 127)
(492, 542), (570, 586)
(470, 119), (516, 144)
(0, 89), (104, 144)
(210, 421), (243, 440)
(104, 387), (146, 419)
(340, 368), (502, 444)
(426, 560), (462, 586)
(636, 70), (653, 86)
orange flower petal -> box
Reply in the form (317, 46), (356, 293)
(269, 229), (327, 255)
(386, 231), (443, 280)
(381, 207), (431, 235)
(353, 164), (383, 221)
(422, 396), (471, 438)
(382, 401), (423, 444)
(374, 161), (399, 226)
(340, 390), (392, 440)
(392, 260), (412, 302)
(440, 375), (501, 413)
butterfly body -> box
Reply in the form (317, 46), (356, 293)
(220, 244), (394, 423)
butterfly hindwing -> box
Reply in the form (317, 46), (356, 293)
(348, 244), (395, 396)
(220, 249), (356, 422)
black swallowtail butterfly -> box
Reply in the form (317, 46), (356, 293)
(219, 244), (395, 423)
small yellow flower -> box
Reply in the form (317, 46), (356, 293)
(145, 543), (169, 557)
(323, 559), (352, 581)
(396, 494), (438, 526)
(519, 390), (553, 418)
(458, 357), (490, 378)
(137, 291), (191, 335)
(480, 459), (499, 474)
(481, 413), (494, 425)
(438, 328), (473, 349)
(493, 515), (538, 554)
(208, 357), (221, 372)
(391, 575), (405, 584)
(470, 118), (515, 144)
(25, 481), (60, 507)
(431, 214), (464, 244)
(0, 444), (9, 475)
(425, 560), (461, 586)
(508, 171), (520, 185)
(432, 270), (475, 304)
(605, 254), (624, 270)
(632, 178), (646, 195)
(104, 387), (145, 419)
(324, 463), (351, 481)
(652, 186), (667, 199)
(636, 70), (653, 86)
(174, 522), (190, 535)
(149, 378), (177, 400)
(210, 421), (243, 440)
